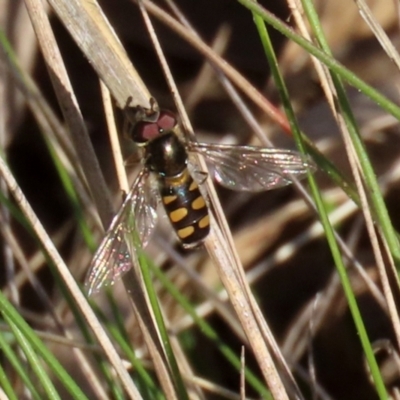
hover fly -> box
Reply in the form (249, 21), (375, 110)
(85, 106), (315, 295)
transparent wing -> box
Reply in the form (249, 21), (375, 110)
(85, 170), (159, 295)
(190, 142), (315, 192)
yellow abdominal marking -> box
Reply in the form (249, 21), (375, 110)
(192, 196), (206, 210)
(198, 215), (210, 229)
(163, 195), (177, 205)
(170, 207), (188, 222)
(189, 181), (198, 191)
(178, 226), (195, 239)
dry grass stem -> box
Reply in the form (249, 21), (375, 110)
(354, 0), (400, 69)
(100, 81), (130, 192)
(47, 0), (151, 109)
(25, 0), (114, 227)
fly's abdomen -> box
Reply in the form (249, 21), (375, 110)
(161, 172), (210, 247)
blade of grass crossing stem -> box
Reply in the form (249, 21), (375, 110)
(0, 332), (34, 400)
(0, 190), (31, 233)
(148, 258), (272, 399)
(0, 291), (89, 399)
(104, 319), (165, 399)
(251, 12), (388, 400)
(109, 328), (163, 399)
(104, 292), (165, 398)
(74, 301), (125, 400)
(0, 331), (40, 400)
(4, 314), (61, 400)
(137, 249), (190, 400)
(300, 0), (400, 270)
(123, 212), (188, 397)
(302, 135), (359, 203)
(90, 299), (161, 400)
(94, 356), (125, 400)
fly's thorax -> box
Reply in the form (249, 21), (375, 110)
(144, 132), (187, 177)
(160, 170), (210, 247)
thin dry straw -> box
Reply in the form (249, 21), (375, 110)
(0, 153), (142, 398)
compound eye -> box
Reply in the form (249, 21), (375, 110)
(131, 121), (160, 144)
(157, 110), (177, 132)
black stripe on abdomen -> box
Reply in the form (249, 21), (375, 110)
(160, 174), (210, 247)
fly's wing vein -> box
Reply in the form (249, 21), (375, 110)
(85, 170), (159, 295)
(190, 142), (315, 192)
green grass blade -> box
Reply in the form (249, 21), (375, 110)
(104, 291), (164, 399)
(137, 251), (190, 400)
(0, 329), (40, 400)
(0, 332), (37, 400)
(299, 0), (395, 395)
(300, 0), (400, 269)
(251, 9), (388, 399)
(87, 299), (142, 400)
(4, 315), (61, 400)
(0, 292), (89, 400)
(106, 322), (164, 400)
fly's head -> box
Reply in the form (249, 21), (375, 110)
(130, 109), (178, 145)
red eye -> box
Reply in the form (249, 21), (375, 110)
(131, 121), (160, 143)
(157, 111), (177, 132)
